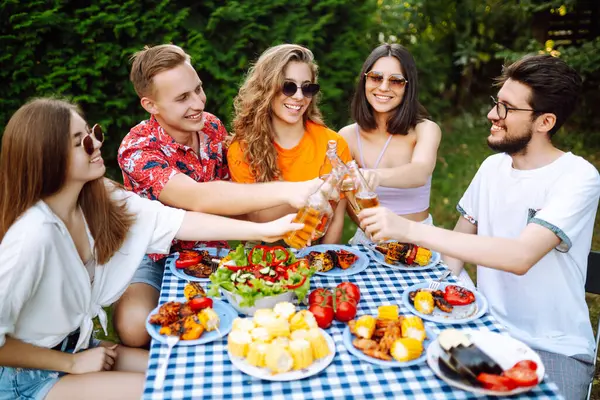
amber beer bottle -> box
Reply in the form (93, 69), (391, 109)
(283, 184), (330, 249)
(345, 160), (379, 212)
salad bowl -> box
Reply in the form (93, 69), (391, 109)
(209, 244), (316, 316)
(221, 289), (295, 316)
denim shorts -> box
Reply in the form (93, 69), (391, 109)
(130, 255), (166, 292)
(0, 337), (101, 400)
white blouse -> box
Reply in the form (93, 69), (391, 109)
(0, 187), (185, 352)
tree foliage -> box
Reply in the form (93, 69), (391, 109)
(1, 0), (598, 178)
(1, 0), (376, 178)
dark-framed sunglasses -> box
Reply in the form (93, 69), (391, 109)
(364, 71), (408, 88)
(282, 81), (320, 98)
(83, 124), (104, 155)
(490, 96), (539, 120)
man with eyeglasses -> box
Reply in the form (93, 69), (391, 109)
(358, 54), (600, 399)
(115, 44), (319, 348)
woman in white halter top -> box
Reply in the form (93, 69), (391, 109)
(339, 44), (474, 287)
(339, 43), (441, 241)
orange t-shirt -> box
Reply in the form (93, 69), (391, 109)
(227, 121), (352, 183)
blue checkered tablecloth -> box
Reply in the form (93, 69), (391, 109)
(143, 245), (562, 400)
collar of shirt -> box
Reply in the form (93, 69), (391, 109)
(147, 115), (200, 155)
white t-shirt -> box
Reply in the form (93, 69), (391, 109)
(0, 186), (185, 352)
(458, 152), (600, 358)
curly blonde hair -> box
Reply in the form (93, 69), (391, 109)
(232, 44), (324, 182)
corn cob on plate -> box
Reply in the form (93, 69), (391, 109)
(228, 327), (336, 381)
(402, 282), (488, 324)
(343, 317), (436, 367)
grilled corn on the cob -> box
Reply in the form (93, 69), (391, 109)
(390, 338), (423, 362)
(198, 308), (220, 331)
(377, 305), (399, 321)
(401, 316), (426, 342)
(355, 315), (376, 339)
(414, 291), (434, 315)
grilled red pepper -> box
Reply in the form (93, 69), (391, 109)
(444, 285), (475, 306)
(405, 245), (418, 265)
(188, 297), (213, 311)
(175, 251), (201, 269)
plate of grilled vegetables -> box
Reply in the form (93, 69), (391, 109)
(296, 245), (369, 277)
(343, 305), (435, 367)
(402, 282), (487, 324)
(368, 242), (440, 270)
(146, 282), (237, 345)
(168, 247), (228, 281)
(427, 329), (544, 396)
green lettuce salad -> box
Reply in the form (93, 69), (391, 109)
(208, 244), (316, 307)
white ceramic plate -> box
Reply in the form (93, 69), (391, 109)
(368, 243), (441, 271)
(228, 328), (336, 381)
(146, 298), (237, 345)
(343, 324), (435, 367)
(168, 247), (228, 282)
(426, 329), (545, 396)
(402, 282), (488, 324)
(296, 244), (370, 277)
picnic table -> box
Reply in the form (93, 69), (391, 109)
(142, 245), (563, 400)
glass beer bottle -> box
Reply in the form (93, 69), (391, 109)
(319, 140), (349, 182)
(283, 185), (329, 249)
(344, 160), (380, 214)
(312, 173), (339, 240)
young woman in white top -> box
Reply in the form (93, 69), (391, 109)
(0, 98), (303, 400)
(338, 43), (441, 243)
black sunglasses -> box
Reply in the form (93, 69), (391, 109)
(83, 124), (104, 155)
(282, 81), (320, 98)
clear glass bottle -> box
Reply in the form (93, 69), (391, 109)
(312, 173), (339, 240)
(319, 140), (349, 181)
(343, 160), (379, 216)
(283, 183), (330, 249)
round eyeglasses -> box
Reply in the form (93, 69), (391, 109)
(364, 71), (408, 89)
(490, 96), (539, 120)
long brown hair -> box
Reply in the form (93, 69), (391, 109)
(0, 98), (135, 264)
(232, 44), (324, 182)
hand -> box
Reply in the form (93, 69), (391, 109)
(286, 178), (323, 209)
(358, 206), (413, 243)
(69, 344), (118, 374)
(260, 214), (305, 242)
(359, 169), (380, 191)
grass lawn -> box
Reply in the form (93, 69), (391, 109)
(97, 110), (600, 395)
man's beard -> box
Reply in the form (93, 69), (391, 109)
(487, 127), (533, 155)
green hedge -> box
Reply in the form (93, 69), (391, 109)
(1, 0), (377, 179)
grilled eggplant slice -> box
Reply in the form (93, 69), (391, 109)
(438, 329), (503, 383)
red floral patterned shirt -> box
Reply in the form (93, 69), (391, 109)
(118, 113), (230, 261)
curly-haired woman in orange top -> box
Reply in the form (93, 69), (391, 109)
(228, 44), (352, 244)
